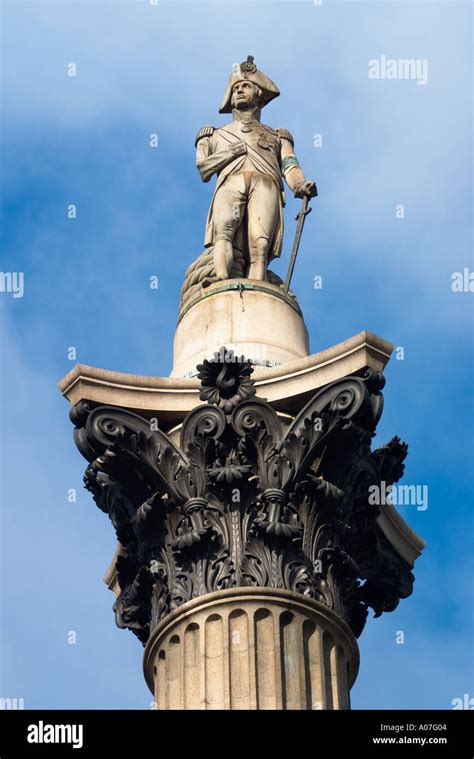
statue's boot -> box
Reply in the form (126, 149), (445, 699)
(248, 241), (268, 281)
(213, 238), (233, 281)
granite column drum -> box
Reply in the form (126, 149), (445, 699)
(144, 588), (358, 710)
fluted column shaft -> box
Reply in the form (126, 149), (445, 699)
(144, 588), (359, 710)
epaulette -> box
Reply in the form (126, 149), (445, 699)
(195, 126), (215, 147)
(277, 128), (294, 146)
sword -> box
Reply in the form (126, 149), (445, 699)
(283, 195), (312, 293)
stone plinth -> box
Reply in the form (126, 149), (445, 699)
(171, 279), (309, 378)
(144, 588), (358, 710)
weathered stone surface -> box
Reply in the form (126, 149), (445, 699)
(171, 279), (310, 378)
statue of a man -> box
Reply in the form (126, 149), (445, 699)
(195, 56), (317, 284)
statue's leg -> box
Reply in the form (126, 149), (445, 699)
(211, 176), (245, 281)
(247, 175), (280, 281)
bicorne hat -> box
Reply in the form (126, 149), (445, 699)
(219, 55), (280, 114)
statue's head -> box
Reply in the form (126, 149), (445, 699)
(231, 80), (263, 111)
(219, 55), (280, 114)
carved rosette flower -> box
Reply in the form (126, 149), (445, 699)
(208, 457), (252, 483)
(196, 346), (256, 414)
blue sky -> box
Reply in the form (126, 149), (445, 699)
(1, 0), (473, 709)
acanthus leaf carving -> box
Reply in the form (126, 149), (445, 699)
(69, 350), (416, 644)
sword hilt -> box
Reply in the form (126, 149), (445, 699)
(295, 205), (312, 221)
(295, 196), (312, 221)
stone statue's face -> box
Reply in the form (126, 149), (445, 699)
(231, 80), (260, 110)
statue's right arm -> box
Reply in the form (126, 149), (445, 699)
(195, 128), (246, 183)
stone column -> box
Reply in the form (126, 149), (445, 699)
(64, 346), (424, 710)
(144, 588), (358, 710)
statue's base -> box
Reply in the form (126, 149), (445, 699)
(143, 587), (359, 710)
(171, 279), (309, 378)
